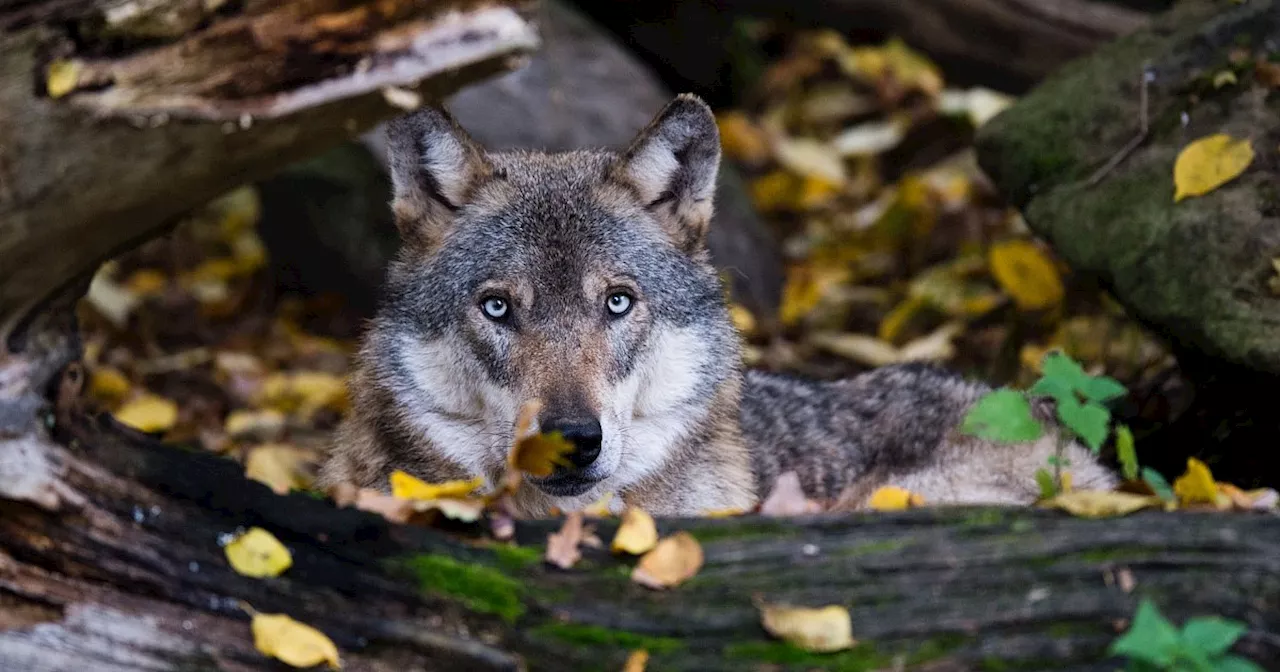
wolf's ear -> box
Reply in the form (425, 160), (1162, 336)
(384, 105), (493, 249)
(613, 94), (721, 253)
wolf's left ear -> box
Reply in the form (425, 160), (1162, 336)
(613, 94), (721, 253)
(384, 105), (493, 250)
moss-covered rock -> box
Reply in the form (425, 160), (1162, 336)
(976, 0), (1280, 375)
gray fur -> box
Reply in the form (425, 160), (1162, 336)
(321, 94), (1118, 516)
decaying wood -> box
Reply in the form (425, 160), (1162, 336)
(570, 0), (1158, 101)
(1, 413), (1277, 671)
(0, 0), (537, 343)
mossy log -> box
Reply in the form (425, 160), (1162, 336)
(1, 407), (1278, 671)
(974, 0), (1280, 486)
(0, 0), (537, 342)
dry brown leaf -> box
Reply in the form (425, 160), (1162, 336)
(546, 511), (585, 569)
(611, 507), (659, 555)
(631, 532), (703, 589)
(759, 603), (856, 653)
(759, 472), (823, 516)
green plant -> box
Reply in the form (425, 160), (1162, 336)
(1109, 598), (1262, 671)
(960, 351), (1154, 497)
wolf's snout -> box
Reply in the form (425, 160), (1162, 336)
(542, 418), (602, 469)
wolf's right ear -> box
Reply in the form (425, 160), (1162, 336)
(384, 106), (493, 249)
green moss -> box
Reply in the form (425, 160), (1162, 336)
(837, 538), (910, 558)
(724, 634), (964, 670)
(960, 510), (1004, 527)
(1068, 547), (1153, 564)
(488, 543), (542, 571)
(683, 520), (800, 543)
(724, 641), (893, 670)
(396, 555), (525, 622)
(531, 623), (684, 654)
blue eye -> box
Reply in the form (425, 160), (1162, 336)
(606, 292), (633, 316)
(481, 297), (509, 319)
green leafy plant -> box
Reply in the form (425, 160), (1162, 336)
(1109, 598), (1262, 671)
(960, 351), (1157, 497)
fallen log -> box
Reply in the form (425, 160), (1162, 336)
(2, 411), (1278, 671)
(567, 0), (1161, 102)
(0, 0), (537, 343)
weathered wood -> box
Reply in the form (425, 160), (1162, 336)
(0, 0), (537, 343)
(568, 0), (1160, 102)
(1, 410), (1277, 671)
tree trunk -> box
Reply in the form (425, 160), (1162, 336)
(2, 412), (1278, 671)
(0, 0), (537, 343)
(566, 0), (1161, 105)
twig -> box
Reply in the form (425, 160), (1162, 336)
(1085, 64), (1153, 187)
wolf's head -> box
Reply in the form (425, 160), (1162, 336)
(370, 94), (741, 504)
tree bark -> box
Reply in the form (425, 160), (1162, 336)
(0, 0), (537, 344)
(2, 412), (1278, 671)
(567, 0), (1161, 104)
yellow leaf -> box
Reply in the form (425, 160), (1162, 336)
(729, 304), (757, 335)
(1042, 490), (1163, 518)
(1212, 70), (1238, 88)
(611, 508), (658, 555)
(779, 263), (852, 326)
(867, 486), (925, 511)
(703, 507), (747, 518)
(988, 240), (1065, 311)
(622, 649), (649, 672)
(252, 612), (341, 669)
(631, 532), (703, 589)
(225, 409), (286, 440)
(259, 371), (348, 417)
(759, 604), (856, 653)
(89, 367), (131, 403)
(1173, 458), (1221, 505)
(389, 470), (484, 501)
(113, 394), (179, 433)
(878, 294), (926, 343)
(245, 444), (314, 495)
(225, 527), (292, 578)
(584, 491), (615, 517)
(1173, 134), (1254, 202)
(716, 111), (770, 165)
(123, 269), (169, 297)
(750, 170), (797, 213)
(46, 59), (81, 98)
(510, 432), (575, 478)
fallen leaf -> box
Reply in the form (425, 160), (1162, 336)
(225, 409), (287, 441)
(113, 393), (179, 433)
(867, 485), (926, 511)
(989, 239), (1065, 311)
(717, 111), (771, 165)
(123, 269), (169, 297)
(759, 471), (824, 516)
(1172, 458), (1227, 508)
(779, 263), (852, 326)
(759, 603), (856, 653)
(510, 432), (575, 479)
(389, 470), (484, 501)
(381, 86), (421, 111)
(622, 649), (649, 672)
(259, 371), (347, 417)
(46, 59), (82, 98)
(89, 367), (131, 403)
(774, 136), (846, 183)
(729, 304), (757, 335)
(546, 511), (585, 569)
(584, 491), (616, 517)
(252, 612), (341, 669)
(225, 527), (292, 578)
(419, 498), (486, 522)
(632, 532), (703, 589)
(612, 507), (659, 555)
(1042, 490), (1163, 518)
(938, 87), (1013, 127)
(85, 268), (140, 328)
(1173, 134), (1254, 202)
(245, 444), (314, 495)
(831, 119), (904, 156)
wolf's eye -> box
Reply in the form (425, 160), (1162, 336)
(606, 292), (633, 317)
(481, 297), (509, 320)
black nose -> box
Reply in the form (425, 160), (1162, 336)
(541, 419), (602, 470)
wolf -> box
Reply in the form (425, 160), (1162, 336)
(318, 93), (1118, 517)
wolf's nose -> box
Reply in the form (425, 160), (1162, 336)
(542, 419), (602, 469)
